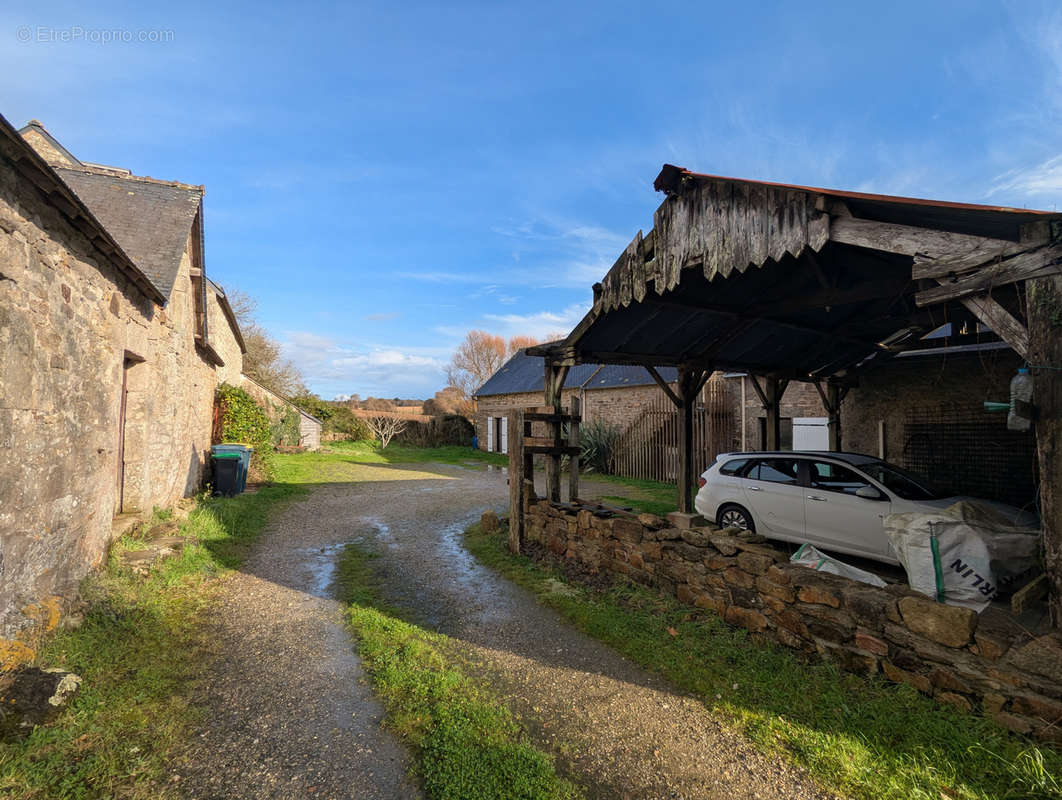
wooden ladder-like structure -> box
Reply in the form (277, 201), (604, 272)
(507, 370), (582, 554)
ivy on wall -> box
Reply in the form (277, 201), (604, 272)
(272, 405), (301, 447)
(215, 382), (275, 480)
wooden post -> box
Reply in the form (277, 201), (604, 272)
(675, 368), (711, 513)
(678, 377), (694, 513)
(568, 395), (580, 502)
(543, 360), (569, 502)
(765, 377), (782, 450)
(508, 409), (524, 554)
(814, 380), (847, 452)
(1028, 274), (1062, 626)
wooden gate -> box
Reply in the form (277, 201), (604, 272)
(613, 376), (737, 483)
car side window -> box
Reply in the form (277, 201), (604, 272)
(719, 458), (749, 477)
(748, 458), (800, 485)
(809, 461), (873, 495)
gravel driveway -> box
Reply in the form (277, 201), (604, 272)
(179, 461), (837, 800)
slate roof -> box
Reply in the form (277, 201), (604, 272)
(54, 167), (203, 300)
(474, 351), (677, 397)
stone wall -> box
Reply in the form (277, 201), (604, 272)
(475, 383), (678, 453)
(839, 349), (1023, 461)
(524, 500), (1062, 742)
(0, 145), (228, 645)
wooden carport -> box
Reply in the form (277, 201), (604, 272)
(529, 165), (1062, 624)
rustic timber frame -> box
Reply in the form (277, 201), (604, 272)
(507, 390), (581, 554)
(529, 164), (1062, 624)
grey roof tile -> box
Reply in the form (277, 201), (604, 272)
(474, 352), (676, 397)
(54, 167), (202, 300)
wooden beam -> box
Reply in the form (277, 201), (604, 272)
(645, 365), (681, 407)
(568, 395), (581, 503)
(508, 409), (524, 554)
(831, 216), (1036, 277)
(676, 368), (701, 513)
(915, 246), (1062, 305)
(956, 295), (1029, 358)
(747, 374), (769, 408)
(1028, 274), (1062, 626)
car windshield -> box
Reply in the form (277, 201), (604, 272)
(859, 461), (948, 501)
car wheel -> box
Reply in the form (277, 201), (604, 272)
(717, 504), (754, 533)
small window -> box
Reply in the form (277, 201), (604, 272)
(749, 458), (800, 485)
(719, 458), (749, 477)
(809, 461), (873, 495)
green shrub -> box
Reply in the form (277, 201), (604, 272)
(215, 382), (275, 480)
(271, 405), (301, 447)
(579, 419), (620, 475)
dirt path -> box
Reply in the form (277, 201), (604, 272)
(184, 461), (835, 800)
(175, 471), (426, 799)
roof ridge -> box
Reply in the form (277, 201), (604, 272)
(56, 164), (204, 193)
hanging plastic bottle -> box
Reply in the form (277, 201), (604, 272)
(1007, 367), (1034, 432)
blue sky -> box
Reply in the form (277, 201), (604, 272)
(4, 1), (1061, 399)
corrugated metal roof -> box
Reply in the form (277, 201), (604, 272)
(474, 352), (676, 397)
(55, 167), (203, 300)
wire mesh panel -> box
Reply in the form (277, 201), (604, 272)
(903, 403), (1037, 509)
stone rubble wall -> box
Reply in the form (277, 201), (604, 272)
(0, 144), (237, 646)
(524, 500), (1062, 742)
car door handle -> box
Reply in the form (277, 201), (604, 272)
(747, 486), (762, 491)
(807, 495), (827, 502)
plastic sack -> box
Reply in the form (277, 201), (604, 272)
(884, 501), (1040, 612)
(791, 543), (887, 588)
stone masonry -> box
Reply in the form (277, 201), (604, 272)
(524, 498), (1062, 742)
(0, 118), (243, 651)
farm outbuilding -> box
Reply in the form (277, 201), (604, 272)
(526, 164), (1062, 625)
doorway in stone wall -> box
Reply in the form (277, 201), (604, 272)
(116, 352), (144, 514)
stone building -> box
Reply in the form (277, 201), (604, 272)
(0, 116), (244, 645)
(473, 351), (679, 453)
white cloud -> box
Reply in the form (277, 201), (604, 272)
(481, 302), (590, 341)
(988, 154), (1062, 204)
(280, 331), (447, 398)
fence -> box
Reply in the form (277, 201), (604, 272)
(612, 376), (738, 482)
(903, 403), (1037, 509)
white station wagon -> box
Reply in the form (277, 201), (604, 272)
(694, 451), (1027, 565)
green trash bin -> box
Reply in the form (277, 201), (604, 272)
(211, 452), (241, 497)
(212, 444), (252, 493)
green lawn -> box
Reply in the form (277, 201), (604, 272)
(464, 523), (1062, 800)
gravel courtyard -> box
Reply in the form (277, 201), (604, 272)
(178, 461), (837, 800)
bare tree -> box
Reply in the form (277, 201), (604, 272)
(228, 289), (305, 396)
(365, 415), (407, 449)
(445, 330), (508, 396)
(506, 335), (540, 357)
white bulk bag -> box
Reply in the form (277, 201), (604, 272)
(790, 543), (887, 588)
(884, 501), (1040, 612)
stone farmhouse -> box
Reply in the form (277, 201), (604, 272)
(473, 351), (680, 453)
(0, 116), (245, 642)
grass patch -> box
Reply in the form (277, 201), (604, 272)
(0, 486), (303, 800)
(273, 442), (507, 485)
(336, 543), (582, 800)
(464, 524), (1062, 800)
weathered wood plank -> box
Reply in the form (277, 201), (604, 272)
(568, 395), (580, 503)
(1028, 274), (1062, 624)
(915, 246), (1062, 305)
(508, 410), (524, 554)
(830, 216), (1033, 278)
(955, 294), (1029, 357)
